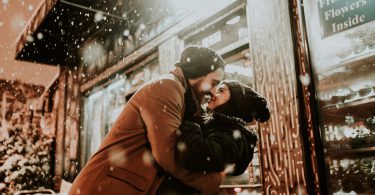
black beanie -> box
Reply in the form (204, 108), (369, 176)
(175, 45), (225, 78)
(214, 80), (271, 123)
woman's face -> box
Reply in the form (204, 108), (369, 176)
(207, 83), (231, 110)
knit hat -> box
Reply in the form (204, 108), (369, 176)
(214, 80), (270, 123)
(175, 45), (225, 78)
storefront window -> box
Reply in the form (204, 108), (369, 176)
(81, 81), (126, 162)
(224, 49), (254, 87)
(82, 91), (105, 162)
(125, 58), (160, 94)
(185, 5), (248, 52)
(81, 58), (160, 164)
(105, 79), (127, 133)
(303, 0), (375, 194)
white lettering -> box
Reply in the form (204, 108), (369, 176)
(334, 9), (341, 17)
(323, 0), (368, 20)
(340, 4), (349, 14)
(325, 10), (332, 20)
(359, 14), (366, 22)
(319, 0), (324, 8)
(319, 0), (338, 8)
(343, 20), (349, 28)
(331, 15), (366, 32)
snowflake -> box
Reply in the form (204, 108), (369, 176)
(26, 35), (34, 43)
(177, 141), (186, 152)
(94, 12), (104, 22)
(232, 130), (241, 139)
(28, 5), (33, 11)
(108, 148), (126, 166)
(142, 151), (153, 166)
(139, 23), (146, 30)
(37, 32), (43, 40)
(123, 29), (130, 36)
(224, 163), (235, 174)
(299, 74), (311, 86)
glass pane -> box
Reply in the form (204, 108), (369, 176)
(303, 0), (375, 194)
(82, 90), (105, 162)
(185, 6), (248, 51)
(327, 156), (375, 194)
(105, 79), (126, 133)
(224, 50), (254, 87)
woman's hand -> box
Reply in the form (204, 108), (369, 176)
(179, 121), (202, 134)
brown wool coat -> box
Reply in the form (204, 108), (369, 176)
(69, 68), (222, 195)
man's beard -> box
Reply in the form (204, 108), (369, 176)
(190, 80), (206, 105)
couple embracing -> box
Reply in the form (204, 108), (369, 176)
(69, 46), (270, 195)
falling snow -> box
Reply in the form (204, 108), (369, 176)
(10, 14), (26, 32)
(108, 148), (126, 166)
(177, 141), (186, 152)
(94, 12), (104, 22)
(123, 29), (130, 36)
(299, 74), (311, 86)
(142, 151), (153, 166)
(163, 105), (167, 112)
(139, 23), (146, 30)
(224, 163), (235, 174)
(232, 130), (241, 139)
(37, 32), (43, 40)
(27, 5), (33, 11)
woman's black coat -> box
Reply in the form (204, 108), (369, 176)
(176, 112), (258, 176)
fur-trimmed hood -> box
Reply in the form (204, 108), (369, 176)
(203, 112), (257, 140)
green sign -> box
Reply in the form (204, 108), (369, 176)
(317, 0), (375, 38)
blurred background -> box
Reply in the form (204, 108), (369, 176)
(1, 0), (375, 194)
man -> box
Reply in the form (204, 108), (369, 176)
(69, 46), (226, 195)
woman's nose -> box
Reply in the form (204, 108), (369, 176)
(209, 88), (216, 97)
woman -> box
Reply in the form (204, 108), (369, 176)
(176, 80), (270, 176)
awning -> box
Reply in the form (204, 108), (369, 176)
(14, 0), (118, 66)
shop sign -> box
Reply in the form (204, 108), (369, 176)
(317, 0), (375, 38)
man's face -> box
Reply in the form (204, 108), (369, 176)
(190, 68), (224, 104)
